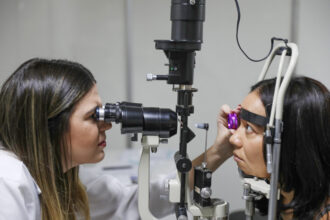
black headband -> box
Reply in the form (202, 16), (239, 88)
(240, 108), (269, 127)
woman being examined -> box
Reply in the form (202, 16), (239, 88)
(219, 77), (330, 219)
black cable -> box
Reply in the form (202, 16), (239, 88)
(234, 0), (289, 62)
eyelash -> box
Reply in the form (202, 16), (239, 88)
(90, 114), (97, 121)
(246, 124), (254, 133)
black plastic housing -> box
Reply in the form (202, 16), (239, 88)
(95, 102), (178, 138)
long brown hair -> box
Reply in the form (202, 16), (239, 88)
(0, 58), (96, 220)
(251, 76), (330, 218)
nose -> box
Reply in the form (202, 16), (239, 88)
(98, 121), (112, 131)
(229, 129), (243, 149)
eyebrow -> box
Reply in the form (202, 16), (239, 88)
(85, 105), (100, 116)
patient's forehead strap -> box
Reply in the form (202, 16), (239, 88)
(240, 108), (269, 127)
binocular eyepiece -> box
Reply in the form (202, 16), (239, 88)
(94, 102), (178, 138)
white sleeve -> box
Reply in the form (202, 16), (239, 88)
(149, 173), (176, 218)
(79, 169), (175, 220)
(0, 177), (40, 220)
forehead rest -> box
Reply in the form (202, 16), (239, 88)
(240, 108), (269, 127)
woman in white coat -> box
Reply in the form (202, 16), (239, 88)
(0, 58), (233, 220)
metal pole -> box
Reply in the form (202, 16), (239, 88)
(290, 0), (299, 43)
(124, 0), (133, 148)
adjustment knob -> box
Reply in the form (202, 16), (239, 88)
(201, 187), (212, 199)
(146, 73), (157, 81)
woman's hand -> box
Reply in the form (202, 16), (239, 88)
(213, 104), (241, 160)
(190, 104), (241, 186)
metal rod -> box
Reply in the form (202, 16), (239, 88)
(124, 0), (133, 148)
(202, 129), (208, 168)
(290, 0), (299, 44)
(268, 120), (282, 220)
(179, 103), (188, 206)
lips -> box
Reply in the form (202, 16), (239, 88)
(98, 140), (106, 147)
(233, 152), (243, 162)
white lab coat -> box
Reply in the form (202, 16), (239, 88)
(79, 168), (175, 220)
(0, 148), (42, 220)
(0, 147), (174, 220)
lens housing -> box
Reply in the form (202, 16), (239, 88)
(95, 102), (178, 138)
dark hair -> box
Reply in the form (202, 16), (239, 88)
(0, 58), (96, 220)
(251, 76), (330, 218)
